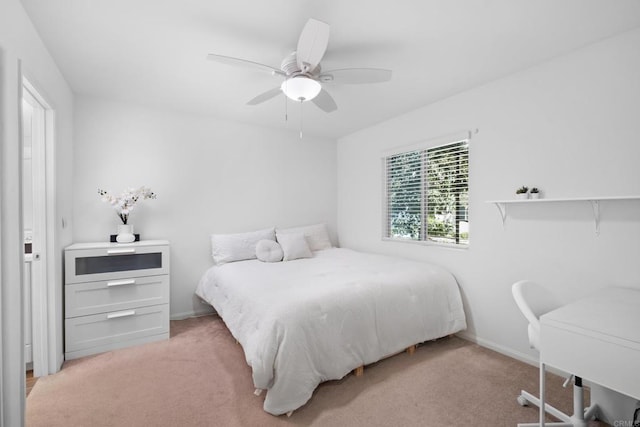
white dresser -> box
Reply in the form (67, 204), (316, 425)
(64, 240), (170, 360)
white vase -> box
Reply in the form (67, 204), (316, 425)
(530, 193), (540, 199)
(116, 224), (135, 243)
(515, 193), (529, 200)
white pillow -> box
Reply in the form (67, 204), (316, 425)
(255, 239), (283, 263)
(210, 227), (275, 265)
(276, 232), (313, 261)
(275, 223), (332, 251)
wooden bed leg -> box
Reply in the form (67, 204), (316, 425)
(354, 366), (364, 377)
(406, 344), (417, 355)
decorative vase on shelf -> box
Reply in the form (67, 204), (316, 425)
(530, 188), (540, 199)
(116, 224), (135, 243)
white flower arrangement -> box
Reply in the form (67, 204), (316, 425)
(98, 186), (156, 225)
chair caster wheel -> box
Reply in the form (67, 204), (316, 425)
(517, 395), (529, 406)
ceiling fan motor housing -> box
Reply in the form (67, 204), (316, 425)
(280, 52), (320, 77)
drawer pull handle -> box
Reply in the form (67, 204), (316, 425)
(107, 279), (136, 287)
(107, 248), (136, 255)
(106, 310), (136, 319)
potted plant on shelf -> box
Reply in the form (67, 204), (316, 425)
(530, 187), (540, 199)
(515, 186), (529, 200)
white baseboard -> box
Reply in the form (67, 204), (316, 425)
(456, 331), (537, 367)
(456, 331), (568, 377)
(170, 308), (216, 321)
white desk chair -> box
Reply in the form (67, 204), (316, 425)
(512, 280), (598, 427)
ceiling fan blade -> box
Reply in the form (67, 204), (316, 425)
(247, 87), (282, 105)
(296, 19), (330, 73)
(207, 53), (284, 76)
(311, 89), (337, 113)
(319, 68), (392, 84)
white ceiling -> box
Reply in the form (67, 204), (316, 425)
(20, 0), (640, 139)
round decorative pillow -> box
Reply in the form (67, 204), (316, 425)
(255, 239), (284, 263)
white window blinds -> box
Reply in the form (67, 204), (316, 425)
(384, 139), (469, 247)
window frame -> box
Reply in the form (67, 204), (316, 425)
(381, 132), (470, 249)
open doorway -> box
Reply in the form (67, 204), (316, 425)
(22, 78), (54, 380)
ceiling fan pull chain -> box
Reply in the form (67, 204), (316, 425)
(299, 100), (304, 139)
(284, 93), (288, 122)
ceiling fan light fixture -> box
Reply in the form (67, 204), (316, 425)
(281, 76), (321, 102)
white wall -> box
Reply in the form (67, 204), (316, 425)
(73, 95), (337, 318)
(0, 0), (74, 424)
(337, 28), (640, 362)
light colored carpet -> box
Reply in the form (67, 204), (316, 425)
(27, 315), (602, 426)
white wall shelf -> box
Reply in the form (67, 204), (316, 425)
(486, 196), (640, 235)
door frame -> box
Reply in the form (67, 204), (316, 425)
(1, 46), (26, 427)
(22, 77), (55, 377)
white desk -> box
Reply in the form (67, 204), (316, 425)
(540, 286), (640, 425)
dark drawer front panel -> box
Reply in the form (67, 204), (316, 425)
(75, 252), (162, 276)
(65, 245), (169, 283)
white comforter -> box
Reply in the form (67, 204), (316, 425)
(195, 248), (466, 415)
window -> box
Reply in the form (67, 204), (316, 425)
(383, 139), (469, 247)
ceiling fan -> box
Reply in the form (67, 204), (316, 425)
(207, 18), (392, 113)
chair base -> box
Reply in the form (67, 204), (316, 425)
(516, 388), (599, 427)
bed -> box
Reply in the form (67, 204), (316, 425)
(196, 233), (466, 416)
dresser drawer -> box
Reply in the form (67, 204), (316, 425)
(65, 304), (169, 354)
(65, 275), (169, 318)
(65, 243), (169, 284)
